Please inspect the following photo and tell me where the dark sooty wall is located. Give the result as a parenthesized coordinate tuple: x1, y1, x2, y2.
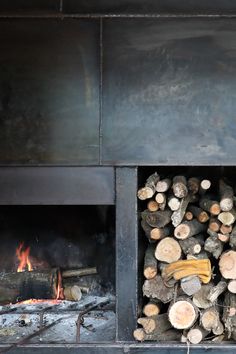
(0, 205, 115, 295)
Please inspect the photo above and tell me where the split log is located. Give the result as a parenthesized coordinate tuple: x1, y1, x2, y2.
(62, 267, 97, 278)
(219, 179, 234, 212)
(199, 196, 220, 216)
(201, 306, 223, 334)
(133, 328, 180, 342)
(0, 269, 58, 304)
(63, 285, 82, 301)
(187, 325, 209, 344)
(184, 211, 193, 221)
(155, 237, 182, 263)
(207, 280, 227, 303)
(187, 177, 200, 195)
(209, 218, 221, 232)
(137, 313, 171, 334)
(143, 275, 176, 303)
(228, 280, 236, 294)
(172, 176, 188, 198)
(147, 200, 159, 212)
(168, 297, 198, 329)
(218, 209, 236, 226)
(137, 172, 160, 200)
(179, 237, 202, 256)
(174, 219, 206, 240)
(143, 300, 161, 317)
(144, 244, 158, 280)
(180, 276, 202, 296)
(142, 209, 172, 228)
(156, 178, 172, 193)
(199, 179, 211, 195)
(171, 194, 192, 227)
(188, 205, 209, 223)
(168, 195, 181, 211)
(204, 234, 223, 259)
(193, 283, 214, 309)
(219, 251, 236, 279)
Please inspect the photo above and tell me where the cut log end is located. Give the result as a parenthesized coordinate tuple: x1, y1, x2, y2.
(228, 280, 236, 294)
(137, 187, 154, 200)
(168, 299, 198, 329)
(155, 237, 182, 263)
(143, 301, 161, 317)
(219, 251, 236, 279)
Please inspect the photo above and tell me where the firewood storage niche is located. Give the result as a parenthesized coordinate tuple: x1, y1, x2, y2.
(137, 166, 236, 344)
(0, 204, 115, 344)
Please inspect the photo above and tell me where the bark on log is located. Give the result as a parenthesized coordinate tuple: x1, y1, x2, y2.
(143, 300, 161, 317)
(223, 292, 236, 339)
(133, 328, 180, 342)
(142, 209, 172, 228)
(180, 276, 202, 296)
(199, 197, 221, 215)
(174, 219, 206, 240)
(147, 200, 159, 212)
(156, 178, 172, 193)
(141, 219, 156, 243)
(62, 267, 97, 278)
(218, 209, 236, 226)
(137, 172, 160, 200)
(187, 177, 200, 195)
(150, 226, 172, 241)
(193, 283, 214, 309)
(204, 234, 223, 259)
(218, 233, 230, 243)
(0, 269, 58, 304)
(187, 325, 209, 344)
(219, 251, 236, 279)
(220, 224, 232, 235)
(171, 195, 192, 227)
(172, 176, 188, 198)
(188, 205, 209, 223)
(219, 179, 234, 212)
(137, 313, 171, 334)
(144, 244, 158, 280)
(179, 237, 202, 256)
(168, 297, 198, 329)
(143, 275, 176, 303)
(207, 280, 227, 303)
(155, 237, 182, 263)
(229, 226, 236, 249)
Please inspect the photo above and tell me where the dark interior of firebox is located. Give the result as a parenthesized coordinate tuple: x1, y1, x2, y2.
(0, 205, 115, 302)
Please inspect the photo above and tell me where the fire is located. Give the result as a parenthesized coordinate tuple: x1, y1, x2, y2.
(16, 242, 33, 272)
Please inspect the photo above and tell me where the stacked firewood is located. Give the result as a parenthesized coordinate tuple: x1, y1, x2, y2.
(134, 172, 236, 343)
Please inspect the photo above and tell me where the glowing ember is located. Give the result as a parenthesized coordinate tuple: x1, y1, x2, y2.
(16, 242, 33, 272)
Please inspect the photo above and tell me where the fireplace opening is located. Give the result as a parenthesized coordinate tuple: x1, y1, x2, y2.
(0, 205, 115, 344)
(136, 166, 236, 343)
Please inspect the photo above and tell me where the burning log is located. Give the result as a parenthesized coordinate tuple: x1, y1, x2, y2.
(61, 267, 97, 278)
(0, 269, 58, 303)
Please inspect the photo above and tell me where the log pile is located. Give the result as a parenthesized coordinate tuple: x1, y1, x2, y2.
(134, 172, 236, 343)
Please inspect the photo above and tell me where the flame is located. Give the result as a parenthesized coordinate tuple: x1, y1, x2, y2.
(16, 242, 33, 272)
(56, 270, 64, 300)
